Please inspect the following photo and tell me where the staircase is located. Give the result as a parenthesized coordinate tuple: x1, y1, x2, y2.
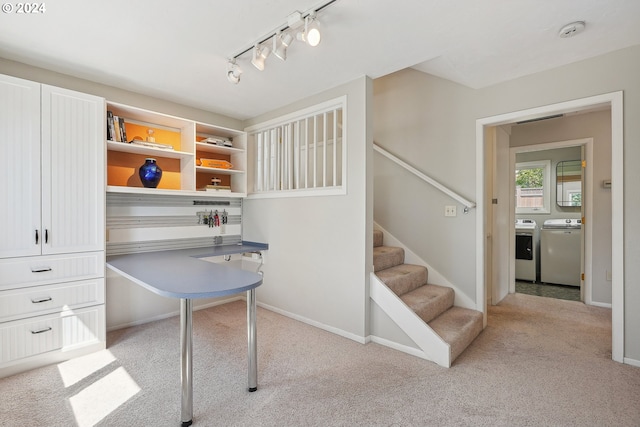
(372, 229, 483, 366)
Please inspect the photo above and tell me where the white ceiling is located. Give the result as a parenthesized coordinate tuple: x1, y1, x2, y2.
(1, 0, 639, 120)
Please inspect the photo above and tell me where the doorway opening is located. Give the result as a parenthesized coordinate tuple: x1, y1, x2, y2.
(475, 92, 624, 363)
(511, 140, 591, 303)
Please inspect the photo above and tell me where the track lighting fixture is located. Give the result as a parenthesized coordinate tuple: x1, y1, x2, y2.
(226, 59, 242, 84)
(225, 0, 336, 83)
(273, 32, 293, 61)
(251, 44, 270, 71)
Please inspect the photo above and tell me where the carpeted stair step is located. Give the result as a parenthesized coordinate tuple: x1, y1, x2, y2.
(373, 246, 404, 272)
(400, 284, 455, 323)
(428, 306, 483, 363)
(373, 229, 384, 248)
(375, 264, 428, 296)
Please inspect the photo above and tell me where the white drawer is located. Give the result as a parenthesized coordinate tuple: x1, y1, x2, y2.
(0, 305, 105, 365)
(0, 278, 105, 323)
(0, 251, 104, 290)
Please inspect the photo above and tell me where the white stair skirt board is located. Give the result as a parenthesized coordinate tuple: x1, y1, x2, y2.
(373, 222, 475, 310)
(370, 273, 451, 368)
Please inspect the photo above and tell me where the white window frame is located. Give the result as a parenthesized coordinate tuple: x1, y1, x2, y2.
(245, 96, 347, 198)
(515, 160, 551, 214)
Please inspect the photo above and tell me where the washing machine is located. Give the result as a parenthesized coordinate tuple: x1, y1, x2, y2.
(515, 219, 538, 282)
(540, 219, 582, 287)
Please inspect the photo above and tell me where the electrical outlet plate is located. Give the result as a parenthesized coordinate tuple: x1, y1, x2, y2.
(445, 205, 457, 217)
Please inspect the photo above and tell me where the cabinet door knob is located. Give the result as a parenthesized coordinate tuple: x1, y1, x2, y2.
(35, 229, 39, 244)
(45, 229, 49, 244)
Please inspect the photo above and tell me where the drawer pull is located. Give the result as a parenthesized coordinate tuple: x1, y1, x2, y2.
(31, 267, 52, 273)
(31, 296, 53, 304)
(31, 327, 52, 335)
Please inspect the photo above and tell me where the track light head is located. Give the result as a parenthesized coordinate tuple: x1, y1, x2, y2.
(306, 15, 321, 46)
(297, 13, 321, 46)
(273, 32, 293, 61)
(251, 44, 270, 71)
(226, 59, 242, 84)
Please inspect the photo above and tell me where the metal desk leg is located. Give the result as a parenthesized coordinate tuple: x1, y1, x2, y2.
(247, 288, 257, 392)
(180, 298, 193, 426)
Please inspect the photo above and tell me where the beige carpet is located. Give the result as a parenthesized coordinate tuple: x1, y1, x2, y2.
(1, 294, 639, 426)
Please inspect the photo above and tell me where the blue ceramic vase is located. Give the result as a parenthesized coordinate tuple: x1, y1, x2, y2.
(139, 158, 162, 188)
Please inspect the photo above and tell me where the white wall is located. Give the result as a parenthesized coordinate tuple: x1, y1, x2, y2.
(373, 69, 478, 301)
(241, 77, 373, 340)
(373, 44, 640, 361)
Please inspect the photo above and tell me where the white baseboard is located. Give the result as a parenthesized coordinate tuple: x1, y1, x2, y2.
(623, 357, 640, 368)
(589, 301, 612, 309)
(106, 296, 243, 332)
(257, 301, 368, 344)
(106, 296, 367, 348)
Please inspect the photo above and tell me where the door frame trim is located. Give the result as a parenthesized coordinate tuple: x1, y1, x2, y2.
(475, 91, 624, 363)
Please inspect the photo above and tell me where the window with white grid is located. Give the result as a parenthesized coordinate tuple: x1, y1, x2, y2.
(247, 97, 346, 197)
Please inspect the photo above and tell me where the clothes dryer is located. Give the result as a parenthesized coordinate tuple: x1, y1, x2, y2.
(515, 219, 538, 282)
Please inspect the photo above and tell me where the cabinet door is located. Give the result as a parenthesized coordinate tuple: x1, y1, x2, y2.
(41, 86, 105, 255)
(0, 75, 41, 259)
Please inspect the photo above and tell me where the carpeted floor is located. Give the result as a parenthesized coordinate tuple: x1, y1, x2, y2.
(1, 294, 639, 426)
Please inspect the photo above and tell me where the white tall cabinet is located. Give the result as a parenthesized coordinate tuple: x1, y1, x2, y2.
(0, 75, 40, 258)
(0, 74, 106, 378)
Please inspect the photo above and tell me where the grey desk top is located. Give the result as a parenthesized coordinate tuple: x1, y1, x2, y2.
(106, 242, 268, 299)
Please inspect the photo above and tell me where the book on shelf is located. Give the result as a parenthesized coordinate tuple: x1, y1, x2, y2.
(199, 185, 232, 192)
(113, 115, 122, 142)
(119, 117, 127, 143)
(201, 136, 232, 147)
(106, 112, 130, 143)
(199, 158, 233, 169)
(107, 111, 116, 141)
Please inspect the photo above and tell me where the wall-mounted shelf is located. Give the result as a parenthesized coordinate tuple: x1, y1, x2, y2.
(107, 141, 193, 161)
(195, 142, 245, 156)
(106, 102, 247, 196)
(195, 166, 245, 175)
(106, 185, 246, 198)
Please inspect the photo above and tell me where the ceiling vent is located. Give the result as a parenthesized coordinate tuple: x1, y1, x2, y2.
(516, 114, 564, 124)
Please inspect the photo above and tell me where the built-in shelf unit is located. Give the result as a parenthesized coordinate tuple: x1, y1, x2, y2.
(106, 102, 247, 197)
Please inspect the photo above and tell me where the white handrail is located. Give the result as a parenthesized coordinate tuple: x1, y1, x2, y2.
(373, 143, 476, 211)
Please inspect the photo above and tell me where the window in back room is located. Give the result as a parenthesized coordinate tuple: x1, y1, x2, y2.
(515, 160, 550, 214)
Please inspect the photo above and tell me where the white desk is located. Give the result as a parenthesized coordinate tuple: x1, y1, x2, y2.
(106, 242, 267, 426)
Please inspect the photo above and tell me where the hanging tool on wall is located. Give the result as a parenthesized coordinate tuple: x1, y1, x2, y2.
(220, 209, 228, 234)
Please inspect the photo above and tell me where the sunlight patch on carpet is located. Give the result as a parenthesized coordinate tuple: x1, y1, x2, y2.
(57, 350, 117, 387)
(69, 366, 140, 427)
